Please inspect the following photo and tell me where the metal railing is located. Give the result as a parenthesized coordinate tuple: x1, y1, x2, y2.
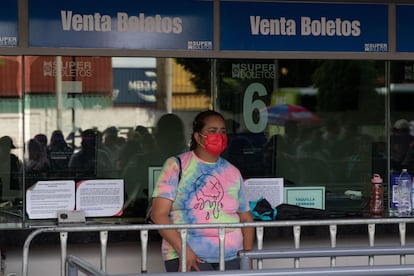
(238, 246, 414, 269)
(22, 217, 414, 276)
(66, 254, 414, 276)
(67, 255, 109, 276)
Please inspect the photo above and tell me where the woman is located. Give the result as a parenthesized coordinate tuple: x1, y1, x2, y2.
(150, 110, 254, 272)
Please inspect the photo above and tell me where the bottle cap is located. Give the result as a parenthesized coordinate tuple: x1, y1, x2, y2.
(372, 173, 383, 184)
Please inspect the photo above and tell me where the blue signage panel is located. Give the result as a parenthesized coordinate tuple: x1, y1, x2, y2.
(0, 1, 18, 46)
(396, 5, 414, 52)
(113, 68, 157, 106)
(220, 2, 388, 52)
(29, 0, 213, 50)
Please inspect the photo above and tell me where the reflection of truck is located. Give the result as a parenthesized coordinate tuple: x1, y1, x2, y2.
(0, 56, 114, 111)
(376, 83, 414, 112)
(271, 87, 317, 111)
(25, 56, 113, 95)
(112, 67, 157, 106)
(273, 84, 414, 113)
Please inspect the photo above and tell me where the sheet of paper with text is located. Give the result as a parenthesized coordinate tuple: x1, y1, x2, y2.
(244, 178, 284, 208)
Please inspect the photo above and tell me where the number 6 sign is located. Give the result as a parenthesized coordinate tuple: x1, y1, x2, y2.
(243, 82, 268, 133)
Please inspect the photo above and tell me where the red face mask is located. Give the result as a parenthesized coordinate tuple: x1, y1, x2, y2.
(200, 133, 228, 156)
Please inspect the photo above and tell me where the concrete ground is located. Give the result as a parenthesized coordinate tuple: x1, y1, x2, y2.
(3, 228, 414, 276)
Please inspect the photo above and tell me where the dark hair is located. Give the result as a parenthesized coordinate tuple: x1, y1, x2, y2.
(28, 138, 44, 160)
(34, 133, 47, 146)
(50, 130, 65, 145)
(81, 129, 98, 149)
(190, 110, 225, 150)
(155, 113, 186, 153)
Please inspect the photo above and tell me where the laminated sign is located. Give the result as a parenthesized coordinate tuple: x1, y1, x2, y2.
(244, 178, 284, 208)
(284, 186, 325, 209)
(26, 179, 124, 219)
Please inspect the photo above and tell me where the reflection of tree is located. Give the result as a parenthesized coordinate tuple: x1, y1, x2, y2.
(175, 59, 384, 116)
(217, 60, 274, 113)
(175, 58, 246, 112)
(277, 60, 322, 87)
(175, 58, 210, 94)
(218, 76, 244, 113)
(176, 59, 275, 113)
(312, 60, 381, 112)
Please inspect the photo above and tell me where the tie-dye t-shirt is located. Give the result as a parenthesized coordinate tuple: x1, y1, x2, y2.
(152, 151, 250, 263)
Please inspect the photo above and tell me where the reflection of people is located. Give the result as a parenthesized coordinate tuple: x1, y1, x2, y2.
(119, 124, 151, 164)
(404, 120, 414, 174)
(391, 119, 413, 173)
(150, 110, 254, 272)
(102, 126, 122, 161)
(34, 133, 48, 151)
(263, 121, 299, 182)
(296, 127, 326, 160)
(26, 139, 50, 188)
(154, 113, 188, 159)
(321, 119, 342, 159)
(222, 119, 267, 178)
(68, 129, 115, 180)
(122, 114, 188, 215)
(0, 136, 21, 199)
(47, 130, 73, 177)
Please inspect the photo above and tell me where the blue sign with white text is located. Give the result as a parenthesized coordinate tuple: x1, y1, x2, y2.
(396, 5, 414, 52)
(113, 68, 157, 106)
(0, 1, 18, 46)
(29, 0, 213, 50)
(220, 2, 388, 52)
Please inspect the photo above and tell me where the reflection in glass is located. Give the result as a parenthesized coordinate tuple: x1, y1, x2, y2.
(0, 56, 408, 224)
(22, 56, 212, 221)
(217, 59, 386, 215)
(0, 56, 23, 224)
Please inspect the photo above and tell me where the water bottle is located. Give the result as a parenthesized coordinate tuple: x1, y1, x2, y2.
(370, 173, 383, 217)
(397, 169, 412, 217)
(412, 173, 414, 214)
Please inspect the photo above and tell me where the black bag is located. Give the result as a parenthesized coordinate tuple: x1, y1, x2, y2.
(249, 198, 330, 221)
(250, 197, 277, 221)
(145, 156, 182, 224)
(275, 203, 330, 220)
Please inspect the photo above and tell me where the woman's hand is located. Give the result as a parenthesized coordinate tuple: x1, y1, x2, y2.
(151, 198, 204, 271)
(179, 246, 203, 272)
(238, 211, 255, 251)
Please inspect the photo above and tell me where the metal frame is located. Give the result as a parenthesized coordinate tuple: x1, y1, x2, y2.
(7, 2, 414, 274)
(5, 0, 414, 61)
(66, 254, 414, 276)
(238, 246, 414, 269)
(22, 217, 414, 276)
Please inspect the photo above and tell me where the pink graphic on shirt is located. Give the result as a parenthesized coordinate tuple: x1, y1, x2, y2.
(193, 174, 224, 220)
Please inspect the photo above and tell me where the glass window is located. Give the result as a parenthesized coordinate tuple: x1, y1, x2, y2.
(0, 56, 23, 225)
(216, 59, 386, 215)
(390, 61, 414, 174)
(22, 56, 212, 222)
(0, 56, 408, 225)
(389, 61, 414, 215)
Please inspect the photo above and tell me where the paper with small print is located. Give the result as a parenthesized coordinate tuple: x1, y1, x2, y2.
(26, 180, 75, 219)
(244, 178, 284, 208)
(76, 179, 124, 217)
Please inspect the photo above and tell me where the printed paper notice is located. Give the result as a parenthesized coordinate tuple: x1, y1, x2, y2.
(76, 179, 124, 217)
(26, 180, 75, 219)
(244, 178, 284, 208)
